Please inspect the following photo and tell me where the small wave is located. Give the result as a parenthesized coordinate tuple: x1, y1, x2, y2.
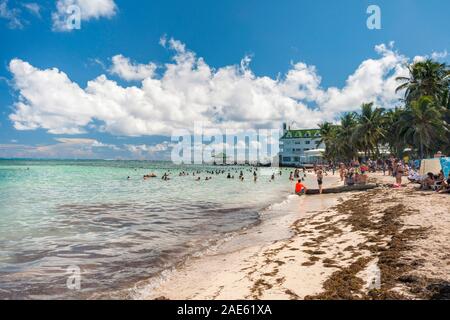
(128, 191, 302, 300)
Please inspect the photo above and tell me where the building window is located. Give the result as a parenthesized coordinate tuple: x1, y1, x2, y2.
(283, 157, 292, 162)
(293, 157, 300, 162)
(305, 140, 311, 145)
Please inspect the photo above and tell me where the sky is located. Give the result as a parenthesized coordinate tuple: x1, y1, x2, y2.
(0, 0, 449, 159)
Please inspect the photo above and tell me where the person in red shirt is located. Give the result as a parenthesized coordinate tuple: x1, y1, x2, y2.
(295, 180, 307, 195)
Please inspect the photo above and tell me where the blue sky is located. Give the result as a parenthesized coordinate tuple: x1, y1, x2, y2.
(0, 0, 449, 159)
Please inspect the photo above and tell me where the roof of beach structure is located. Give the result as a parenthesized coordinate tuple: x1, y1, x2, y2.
(280, 129, 321, 140)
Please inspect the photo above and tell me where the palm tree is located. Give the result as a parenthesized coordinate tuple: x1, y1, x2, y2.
(396, 60, 449, 105)
(397, 96, 445, 158)
(336, 112, 358, 160)
(351, 103, 386, 158)
(383, 107, 406, 158)
(441, 89, 450, 155)
(317, 122, 339, 161)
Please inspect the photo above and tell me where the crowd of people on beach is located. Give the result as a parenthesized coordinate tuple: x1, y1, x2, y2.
(337, 161, 370, 186)
(332, 155, 450, 194)
(134, 152, 450, 197)
(413, 169, 450, 193)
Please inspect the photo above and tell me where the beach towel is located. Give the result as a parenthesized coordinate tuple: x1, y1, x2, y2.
(440, 157, 450, 177)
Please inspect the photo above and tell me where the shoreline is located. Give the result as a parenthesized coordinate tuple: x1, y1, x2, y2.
(137, 174, 345, 300)
(139, 173, 449, 300)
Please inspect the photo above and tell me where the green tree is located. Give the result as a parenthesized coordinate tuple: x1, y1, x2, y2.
(397, 96, 445, 158)
(383, 107, 406, 158)
(317, 122, 339, 162)
(351, 103, 386, 158)
(336, 112, 358, 160)
(396, 60, 449, 105)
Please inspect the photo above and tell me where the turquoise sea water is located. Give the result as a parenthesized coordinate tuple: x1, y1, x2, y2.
(0, 160, 301, 299)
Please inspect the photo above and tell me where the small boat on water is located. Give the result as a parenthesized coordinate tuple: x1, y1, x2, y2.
(305, 183, 378, 195)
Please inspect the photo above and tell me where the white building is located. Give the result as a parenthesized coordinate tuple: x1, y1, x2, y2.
(279, 124, 325, 167)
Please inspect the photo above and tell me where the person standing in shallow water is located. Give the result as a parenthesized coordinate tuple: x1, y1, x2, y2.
(316, 168, 324, 194)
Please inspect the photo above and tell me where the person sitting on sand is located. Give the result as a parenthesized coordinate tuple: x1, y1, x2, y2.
(437, 170, 445, 184)
(360, 164, 369, 174)
(295, 180, 307, 195)
(421, 172, 435, 190)
(359, 172, 368, 185)
(438, 173, 450, 194)
(345, 171, 355, 186)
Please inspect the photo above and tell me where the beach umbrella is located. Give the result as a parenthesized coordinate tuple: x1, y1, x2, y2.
(419, 158, 442, 176)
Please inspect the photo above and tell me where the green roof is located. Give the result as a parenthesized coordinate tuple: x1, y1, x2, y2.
(281, 129, 321, 139)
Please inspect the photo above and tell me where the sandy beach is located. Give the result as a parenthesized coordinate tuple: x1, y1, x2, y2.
(141, 172, 449, 300)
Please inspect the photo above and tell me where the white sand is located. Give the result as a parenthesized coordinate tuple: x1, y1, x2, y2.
(138, 172, 449, 300)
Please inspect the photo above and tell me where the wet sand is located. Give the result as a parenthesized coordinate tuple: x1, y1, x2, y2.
(140, 172, 449, 300)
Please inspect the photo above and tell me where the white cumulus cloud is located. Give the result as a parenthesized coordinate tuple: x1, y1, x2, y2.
(8, 38, 411, 137)
(0, 138, 119, 158)
(52, 0, 117, 31)
(109, 55, 157, 81)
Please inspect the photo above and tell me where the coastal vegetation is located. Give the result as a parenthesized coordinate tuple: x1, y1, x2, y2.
(318, 59, 450, 161)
